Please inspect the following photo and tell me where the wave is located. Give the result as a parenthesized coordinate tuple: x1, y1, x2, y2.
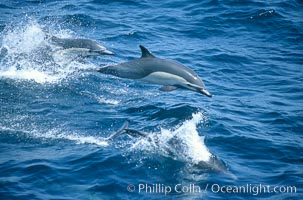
(1, 111, 225, 173)
(0, 126, 109, 147)
(122, 112, 227, 173)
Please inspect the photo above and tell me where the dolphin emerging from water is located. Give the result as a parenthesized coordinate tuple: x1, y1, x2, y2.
(49, 35, 114, 56)
(106, 121, 227, 173)
(97, 45, 212, 97)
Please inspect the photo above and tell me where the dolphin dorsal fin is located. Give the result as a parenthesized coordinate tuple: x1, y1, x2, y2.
(139, 45, 155, 58)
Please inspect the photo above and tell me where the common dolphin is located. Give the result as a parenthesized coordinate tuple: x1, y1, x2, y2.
(49, 35, 114, 56)
(97, 45, 212, 97)
(106, 121, 228, 173)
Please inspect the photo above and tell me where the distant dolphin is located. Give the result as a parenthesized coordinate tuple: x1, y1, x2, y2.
(106, 121, 227, 173)
(97, 45, 212, 97)
(49, 35, 114, 56)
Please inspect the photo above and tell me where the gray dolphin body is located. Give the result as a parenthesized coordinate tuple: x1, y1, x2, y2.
(97, 45, 212, 97)
(50, 36, 114, 56)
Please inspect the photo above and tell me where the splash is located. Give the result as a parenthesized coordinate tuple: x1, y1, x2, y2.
(0, 126, 109, 147)
(0, 20, 95, 84)
(37, 129, 109, 147)
(96, 96, 120, 105)
(1, 21, 46, 54)
(0, 68, 60, 83)
(129, 112, 213, 166)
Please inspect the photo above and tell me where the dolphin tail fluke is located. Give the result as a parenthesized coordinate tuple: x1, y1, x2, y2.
(106, 121, 147, 141)
(106, 121, 129, 140)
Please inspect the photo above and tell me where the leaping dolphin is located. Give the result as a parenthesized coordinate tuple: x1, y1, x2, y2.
(97, 45, 212, 97)
(49, 35, 114, 56)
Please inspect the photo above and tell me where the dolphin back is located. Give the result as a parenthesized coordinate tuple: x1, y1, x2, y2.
(50, 36, 101, 50)
(98, 59, 151, 79)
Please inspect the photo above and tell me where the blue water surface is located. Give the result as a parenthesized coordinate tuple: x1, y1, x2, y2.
(0, 0, 302, 199)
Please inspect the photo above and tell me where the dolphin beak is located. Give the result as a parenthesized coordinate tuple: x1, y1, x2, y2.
(185, 83, 213, 97)
(92, 49, 114, 55)
(101, 49, 114, 55)
(200, 89, 212, 97)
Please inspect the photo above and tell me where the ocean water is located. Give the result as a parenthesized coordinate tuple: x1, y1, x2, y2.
(0, 0, 302, 199)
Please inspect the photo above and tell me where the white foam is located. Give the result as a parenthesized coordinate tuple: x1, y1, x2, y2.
(0, 67, 60, 83)
(0, 126, 108, 147)
(172, 112, 211, 163)
(41, 130, 109, 146)
(0, 20, 96, 84)
(2, 22, 46, 54)
(96, 96, 120, 105)
(129, 112, 212, 165)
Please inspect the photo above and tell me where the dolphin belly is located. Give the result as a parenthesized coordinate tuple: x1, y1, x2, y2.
(140, 71, 188, 86)
(56, 48, 91, 55)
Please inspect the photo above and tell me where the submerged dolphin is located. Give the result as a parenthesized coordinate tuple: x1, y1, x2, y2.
(49, 35, 114, 56)
(97, 45, 212, 97)
(106, 121, 227, 173)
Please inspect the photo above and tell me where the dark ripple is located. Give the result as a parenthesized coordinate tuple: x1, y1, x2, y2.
(61, 4, 78, 11)
(22, 162, 57, 176)
(123, 103, 201, 125)
(0, 3, 17, 9)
